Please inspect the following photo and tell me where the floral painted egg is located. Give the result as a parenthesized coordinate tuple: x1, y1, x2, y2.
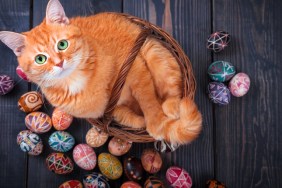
(73, 144, 96, 170)
(166, 166, 192, 188)
(108, 137, 132, 156)
(124, 156, 144, 182)
(208, 61, 235, 82)
(83, 172, 110, 188)
(206, 31, 230, 52)
(206, 179, 226, 188)
(141, 148, 162, 173)
(86, 127, 108, 147)
(17, 130, 43, 155)
(229, 72, 250, 97)
(0, 74, 14, 95)
(46, 152, 74, 174)
(25, 112, 52, 133)
(144, 176, 165, 188)
(121, 181, 142, 188)
(154, 140, 179, 153)
(16, 66, 29, 81)
(208, 82, 231, 105)
(18, 91, 44, 113)
(48, 131, 75, 152)
(98, 153, 123, 180)
(59, 180, 83, 188)
(52, 107, 73, 130)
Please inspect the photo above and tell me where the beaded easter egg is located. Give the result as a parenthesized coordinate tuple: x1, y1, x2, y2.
(124, 156, 144, 182)
(166, 166, 192, 188)
(73, 144, 97, 170)
(59, 180, 83, 188)
(52, 107, 73, 130)
(206, 31, 230, 52)
(86, 127, 108, 147)
(18, 91, 44, 113)
(108, 137, 132, 156)
(0, 74, 14, 95)
(121, 181, 142, 188)
(229, 72, 250, 97)
(46, 152, 74, 174)
(206, 179, 226, 188)
(98, 153, 123, 180)
(208, 82, 231, 105)
(141, 148, 162, 173)
(48, 131, 75, 152)
(17, 130, 43, 155)
(16, 66, 29, 81)
(25, 112, 52, 133)
(208, 61, 236, 82)
(144, 176, 165, 188)
(83, 172, 110, 188)
(154, 140, 179, 153)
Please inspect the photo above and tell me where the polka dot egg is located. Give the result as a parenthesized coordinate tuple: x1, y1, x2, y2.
(0, 74, 14, 95)
(25, 112, 52, 133)
(229, 72, 250, 97)
(73, 144, 97, 170)
(208, 82, 231, 105)
(17, 130, 43, 155)
(52, 107, 73, 131)
(83, 173, 110, 188)
(208, 61, 236, 82)
(166, 166, 192, 188)
(48, 131, 75, 152)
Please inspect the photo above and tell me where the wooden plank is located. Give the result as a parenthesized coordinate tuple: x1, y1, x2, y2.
(213, 0, 282, 187)
(28, 1, 122, 188)
(124, 0, 214, 187)
(0, 0, 30, 187)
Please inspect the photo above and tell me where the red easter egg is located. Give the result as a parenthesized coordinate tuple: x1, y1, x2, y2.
(59, 180, 83, 188)
(121, 181, 142, 188)
(166, 166, 192, 188)
(46, 153, 74, 174)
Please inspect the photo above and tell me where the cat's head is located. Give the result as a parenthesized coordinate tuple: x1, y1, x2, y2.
(0, 0, 86, 89)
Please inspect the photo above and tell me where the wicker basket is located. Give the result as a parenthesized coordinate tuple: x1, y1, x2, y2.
(87, 13, 196, 143)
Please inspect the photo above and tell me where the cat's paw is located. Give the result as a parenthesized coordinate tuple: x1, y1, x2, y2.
(162, 97, 180, 119)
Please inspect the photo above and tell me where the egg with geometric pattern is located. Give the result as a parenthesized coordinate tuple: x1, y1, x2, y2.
(0, 74, 14, 95)
(52, 107, 73, 131)
(206, 31, 230, 53)
(46, 152, 74, 174)
(207, 82, 231, 105)
(166, 166, 192, 188)
(83, 172, 110, 188)
(121, 181, 142, 188)
(73, 144, 97, 170)
(17, 130, 43, 156)
(98, 153, 123, 180)
(59, 180, 83, 188)
(25, 112, 52, 133)
(48, 131, 75, 152)
(208, 61, 235, 82)
(144, 176, 165, 188)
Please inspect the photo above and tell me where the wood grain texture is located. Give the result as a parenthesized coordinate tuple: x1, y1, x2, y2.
(124, 0, 214, 187)
(213, 0, 282, 187)
(0, 1, 30, 187)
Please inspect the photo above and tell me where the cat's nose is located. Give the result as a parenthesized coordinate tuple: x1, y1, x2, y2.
(55, 60, 64, 68)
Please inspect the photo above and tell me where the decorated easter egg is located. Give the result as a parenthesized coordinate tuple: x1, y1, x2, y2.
(144, 176, 165, 188)
(166, 166, 192, 188)
(206, 31, 230, 52)
(141, 148, 162, 173)
(48, 131, 75, 152)
(83, 172, 110, 188)
(86, 127, 108, 147)
(108, 137, 132, 156)
(208, 82, 231, 105)
(46, 152, 74, 174)
(17, 130, 43, 155)
(206, 179, 226, 188)
(25, 112, 52, 133)
(154, 140, 179, 153)
(18, 91, 44, 113)
(229, 72, 250, 97)
(59, 180, 83, 188)
(124, 156, 144, 182)
(121, 181, 142, 188)
(16, 66, 29, 81)
(208, 61, 235, 82)
(52, 107, 73, 130)
(73, 144, 97, 170)
(0, 74, 14, 95)
(98, 153, 123, 180)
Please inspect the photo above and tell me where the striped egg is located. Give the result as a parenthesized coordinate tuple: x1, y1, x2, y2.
(48, 131, 75, 152)
(25, 112, 52, 133)
(73, 144, 97, 170)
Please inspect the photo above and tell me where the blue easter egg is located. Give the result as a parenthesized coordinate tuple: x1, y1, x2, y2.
(17, 130, 43, 155)
(83, 172, 110, 188)
(208, 61, 235, 82)
(48, 131, 75, 152)
(208, 82, 231, 105)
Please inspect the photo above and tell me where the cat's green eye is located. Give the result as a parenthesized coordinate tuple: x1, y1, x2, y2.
(35, 54, 47, 64)
(57, 40, 69, 50)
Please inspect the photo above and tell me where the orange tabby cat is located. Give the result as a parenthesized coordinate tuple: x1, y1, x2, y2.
(0, 0, 202, 144)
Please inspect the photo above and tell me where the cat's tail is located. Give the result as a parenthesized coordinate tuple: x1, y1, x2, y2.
(163, 97, 202, 145)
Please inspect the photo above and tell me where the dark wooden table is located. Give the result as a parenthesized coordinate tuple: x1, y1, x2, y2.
(0, 0, 281, 187)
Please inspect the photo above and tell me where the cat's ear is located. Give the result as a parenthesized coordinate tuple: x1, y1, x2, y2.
(46, 0, 69, 25)
(0, 31, 26, 56)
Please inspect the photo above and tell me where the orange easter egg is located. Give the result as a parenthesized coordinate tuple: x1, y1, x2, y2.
(52, 108, 73, 130)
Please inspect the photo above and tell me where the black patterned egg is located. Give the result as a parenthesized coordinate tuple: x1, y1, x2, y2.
(144, 176, 165, 188)
(0, 74, 14, 95)
(17, 130, 43, 155)
(83, 172, 110, 188)
(206, 179, 226, 188)
(207, 82, 231, 105)
(124, 156, 144, 182)
(206, 31, 230, 52)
